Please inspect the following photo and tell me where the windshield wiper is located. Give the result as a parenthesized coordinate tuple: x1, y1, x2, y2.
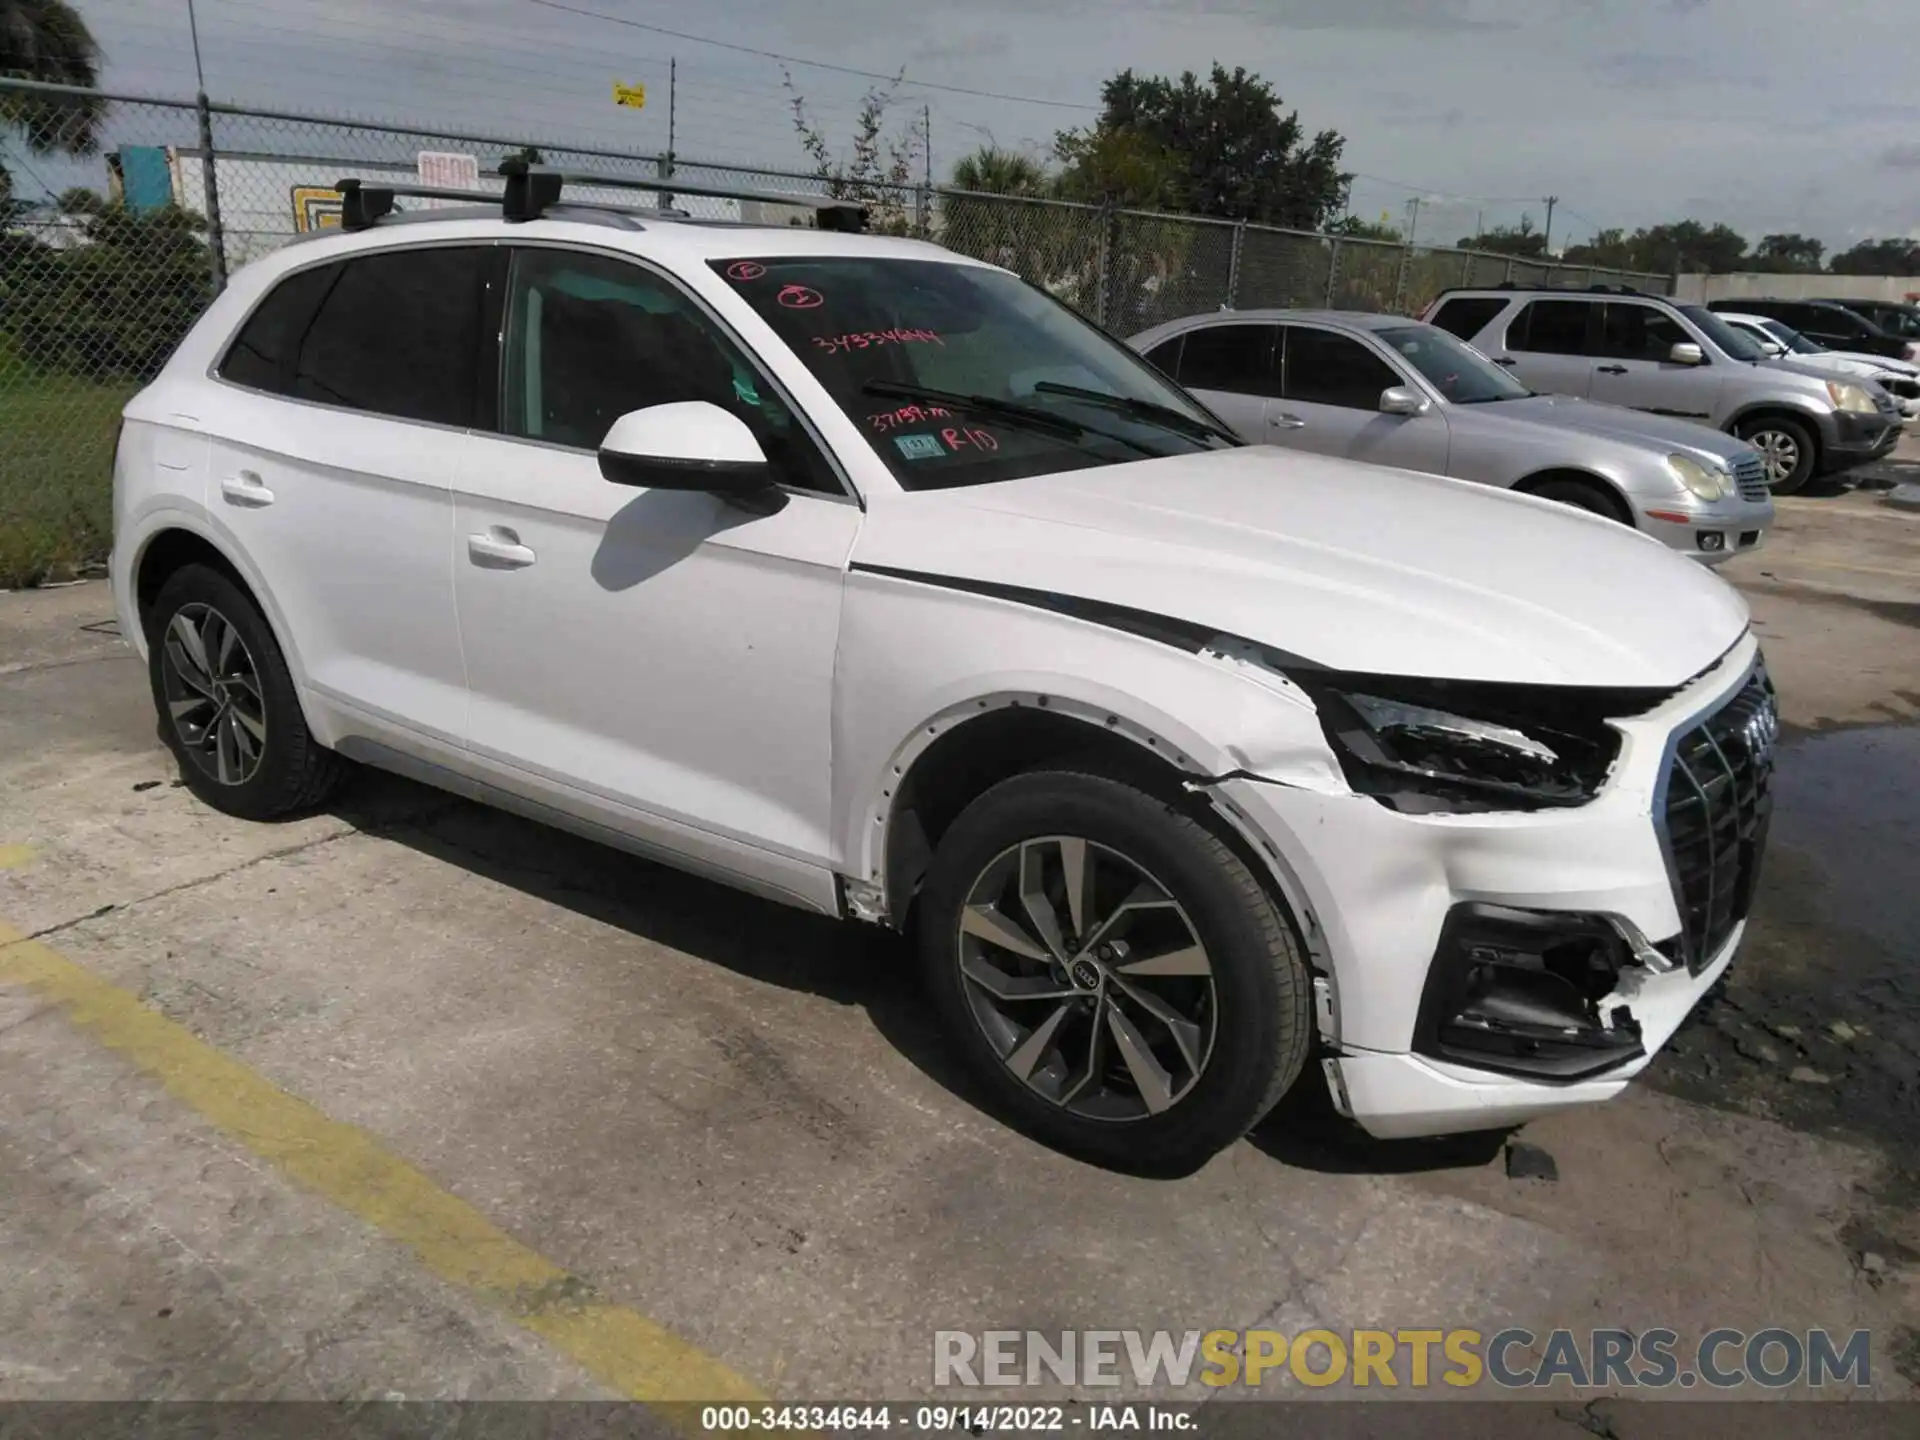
(861, 381, 1158, 456)
(1030, 381, 1239, 445)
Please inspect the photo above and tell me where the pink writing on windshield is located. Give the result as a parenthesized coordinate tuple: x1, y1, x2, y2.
(941, 425, 999, 452)
(777, 284, 824, 309)
(811, 329, 944, 355)
(725, 260, 767, 282)
(868, 404, 953, 432)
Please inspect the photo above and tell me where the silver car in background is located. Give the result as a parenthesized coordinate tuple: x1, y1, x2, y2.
(1129, 309, 1775, 565)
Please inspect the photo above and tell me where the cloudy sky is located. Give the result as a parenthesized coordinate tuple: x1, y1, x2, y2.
(41, 0, 1920, 252)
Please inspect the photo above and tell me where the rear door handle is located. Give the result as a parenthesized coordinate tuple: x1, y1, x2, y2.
(467, 528, 536, 569)
(1491, 357, 1517, 368)
(1270, 413, 1307, 430)
(1597, 364, 1629, 375)
(220, 470, 274, 506)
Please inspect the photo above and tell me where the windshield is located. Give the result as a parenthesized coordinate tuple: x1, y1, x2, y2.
(1758, 319, 1823, 355)
(711, 257, 1235, 491)
(1679, 305, 1765, 361)
(1375, 324, 1530, 404)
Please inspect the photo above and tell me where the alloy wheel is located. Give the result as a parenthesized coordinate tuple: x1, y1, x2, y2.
(956, 836, 1217, 1121)
(1749, 429, 1801, 489)
(160, 602, 268, 786)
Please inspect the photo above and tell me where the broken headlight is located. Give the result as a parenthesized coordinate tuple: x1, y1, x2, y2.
(1295, 672, 1663, 814)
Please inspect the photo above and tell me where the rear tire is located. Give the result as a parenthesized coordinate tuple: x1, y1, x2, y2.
(1733, 415, 1816, 494)
(917, 767, 1311, 1174)
(147, 564, 346, 820)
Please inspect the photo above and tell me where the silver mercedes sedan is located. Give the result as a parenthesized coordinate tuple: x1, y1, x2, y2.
(1128, 309, 1775, 565)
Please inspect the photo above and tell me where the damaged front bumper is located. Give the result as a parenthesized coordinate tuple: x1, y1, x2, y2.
(1211, 633, 1766, 1141)
(1326, 920, 1740, 1140)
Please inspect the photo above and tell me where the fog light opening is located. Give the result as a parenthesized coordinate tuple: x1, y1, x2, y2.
(1415, 904, 1648, 1081)
(1697, 531, 1727, 553)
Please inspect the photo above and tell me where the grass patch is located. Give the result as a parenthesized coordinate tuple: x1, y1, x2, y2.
(0, 333, 138, 587)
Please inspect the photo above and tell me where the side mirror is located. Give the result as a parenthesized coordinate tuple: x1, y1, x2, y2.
(598, 401, 774, 499)
(1668, 342, 1706, 366)
(1379, 386, 1428, 416)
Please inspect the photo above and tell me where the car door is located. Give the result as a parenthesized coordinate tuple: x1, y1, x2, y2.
(1490, 298, 1598, 397)
(206, 245, 482, 746)
(452, 244, 860, 889)
(1586, 300, 1723, 423)
(1148, 322, 1277, 440)
(1273, 323, 1447, 472)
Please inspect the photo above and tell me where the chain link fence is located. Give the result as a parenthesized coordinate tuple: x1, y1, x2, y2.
(0, 76, 1669, 585)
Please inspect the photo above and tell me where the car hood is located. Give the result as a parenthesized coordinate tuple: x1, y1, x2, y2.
(1822, 350, 1920, 378)
(855, 447, 1749, 688)
(1475, 394, 1749, 460)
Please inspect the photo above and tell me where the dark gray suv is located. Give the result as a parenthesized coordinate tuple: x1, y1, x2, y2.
(1425, 286, 1902, 492)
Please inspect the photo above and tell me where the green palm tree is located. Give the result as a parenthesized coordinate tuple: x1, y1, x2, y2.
(949, 145, 1047, 196)
(2, 0, 105, 153)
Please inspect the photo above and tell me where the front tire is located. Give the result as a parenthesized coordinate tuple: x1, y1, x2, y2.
(147, 564, 346, 820)
(1734, 415, 1816, 494)
(917, 768, 1311, 1173)
(1528, 476, 1630, 524)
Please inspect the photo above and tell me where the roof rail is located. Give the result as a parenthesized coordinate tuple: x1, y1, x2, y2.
(332, 160, 869, 234)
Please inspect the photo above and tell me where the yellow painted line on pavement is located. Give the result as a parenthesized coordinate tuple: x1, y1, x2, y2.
(0, 844, 36, 870)
(0, 919, 761, 1411)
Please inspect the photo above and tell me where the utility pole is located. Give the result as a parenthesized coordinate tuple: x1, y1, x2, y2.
(667, 58, 676, 176)
(185, 0, 226, 291)
(1403, 196, 1421, 246)
(1542, 194, 1559, 254)
(1473, 209, 1482, 244)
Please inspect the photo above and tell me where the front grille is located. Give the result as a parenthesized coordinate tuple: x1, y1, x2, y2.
(1730, 452, 1770, 502)
(1658, 663, 1777, 972)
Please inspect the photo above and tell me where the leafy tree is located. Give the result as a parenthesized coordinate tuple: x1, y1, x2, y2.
(1749, 232, 1824, 272)
(783, 68, 925, 235)
(503, 144, 546, 167)
(1, 201, 213, 380)
(1, 0, 104, 210)
(1052, 65, 1350, 229)
(1827, 237, 1920, 275)
(2, 0, 102, 149)
(948, 144, 1047, 196)
(1459, 215, 1547, 258)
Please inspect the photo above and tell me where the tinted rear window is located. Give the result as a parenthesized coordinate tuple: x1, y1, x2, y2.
(1427, 296, 1507, 342)
(1509, 299, 1592, 355)
(219, 264, 340, 393)
(290, 247, 488, 427)
(1175, 324, 1277, 395)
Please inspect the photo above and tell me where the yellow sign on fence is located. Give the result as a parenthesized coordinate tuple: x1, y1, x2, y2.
(612, 81, 647, 110)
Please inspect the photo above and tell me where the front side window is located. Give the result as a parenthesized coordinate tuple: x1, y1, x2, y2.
(1758, 319, 1822, 354)
(292, 247, 488, 427)
(1508, 299, 1592, 356)
(501, 248, 838, 493)
(1281, 327, 1401, 409)
(1376, 325, 1531, 403)
(711, 256, 1235, 492)
(1596, 302, 1690, 362)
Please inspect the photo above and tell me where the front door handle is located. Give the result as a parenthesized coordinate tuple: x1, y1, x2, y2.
(220, 470, 275, 506)
(1492, 357, 1517, 367)
(1596, 364, 1629, 375)
(467, 528, 536, 569)
(1270, 413, 1307, 430)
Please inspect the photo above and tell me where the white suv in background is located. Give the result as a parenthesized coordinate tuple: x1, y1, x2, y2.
(112, 172, 1776, 1171)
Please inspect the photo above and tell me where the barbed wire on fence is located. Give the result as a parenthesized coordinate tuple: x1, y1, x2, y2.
(0, 75, 1670, 585)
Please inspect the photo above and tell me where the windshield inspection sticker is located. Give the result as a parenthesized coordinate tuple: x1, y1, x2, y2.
(894, 433, 947, 460)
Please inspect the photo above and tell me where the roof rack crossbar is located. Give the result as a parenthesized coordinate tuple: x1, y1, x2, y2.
(333, 176, 500, 231)
(330, 163, 870, 233)
(496, 159, 867, 231)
